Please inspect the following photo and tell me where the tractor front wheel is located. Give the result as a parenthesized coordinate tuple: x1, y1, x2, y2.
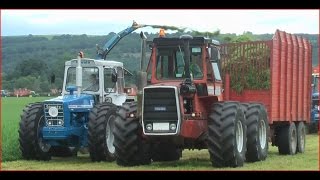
(113, 102, 151, 166)
(19, 103, 51, 160)
(207, 101, 247, 167)
(88, 103, 117, 162)
(245, 103, 269, 162)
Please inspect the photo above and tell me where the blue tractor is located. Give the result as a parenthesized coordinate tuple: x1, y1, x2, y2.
(18, 21, 145, 161)
(310, 70, 319, 133)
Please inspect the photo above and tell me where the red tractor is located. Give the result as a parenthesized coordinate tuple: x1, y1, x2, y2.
(113, 30, 312, 167)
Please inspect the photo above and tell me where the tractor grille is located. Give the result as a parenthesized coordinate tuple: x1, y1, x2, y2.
(44, 103, 64, 127)
(142, 86, 180, 135)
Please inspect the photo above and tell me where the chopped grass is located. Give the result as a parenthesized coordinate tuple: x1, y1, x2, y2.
(1, 97, 53, 161)
(1, 97, 319, 171)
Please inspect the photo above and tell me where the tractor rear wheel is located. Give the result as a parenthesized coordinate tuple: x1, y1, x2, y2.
(18, 103, 51, 160)
(113, 102, 151, 166)
(88, 103, 117, 162)
(278, 122, 297, 155)
(245, 103, 269, 162)
(296, 122, 306, 153)
(151, 143, 182, 162)
(208, 101, 247, 167)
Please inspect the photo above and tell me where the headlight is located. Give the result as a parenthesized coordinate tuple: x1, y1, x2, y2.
(48, 107, 58, 117)
(146, 124, 153, 131)
(169, 123, 177, 130)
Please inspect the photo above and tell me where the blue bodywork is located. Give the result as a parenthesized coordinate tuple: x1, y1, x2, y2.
(97, 21, 145, 60)
(42, 93, 95, 148)
(311, 92, 319, 125)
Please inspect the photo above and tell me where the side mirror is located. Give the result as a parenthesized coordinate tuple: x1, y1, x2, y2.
(111, 69, 117, 83)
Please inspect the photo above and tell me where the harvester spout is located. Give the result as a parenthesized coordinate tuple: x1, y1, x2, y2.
(132, 20, 146, 29)
(99, 20, 146, 60)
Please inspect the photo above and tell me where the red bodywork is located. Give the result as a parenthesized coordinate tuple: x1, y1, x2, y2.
(221, 30, 312, 124)
(147, 43, 223, 139)
(145, 30, 311, 140)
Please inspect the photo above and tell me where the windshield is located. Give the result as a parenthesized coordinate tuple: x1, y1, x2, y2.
(66, 67, 99, 92)
(104, 68, 116, 93)
(155, 46, 203, 80)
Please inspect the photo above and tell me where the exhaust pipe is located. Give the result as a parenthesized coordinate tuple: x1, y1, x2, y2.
(137, 31, 148, 118)
(76, 52, 83, 97)
(180, 34, 193, 81)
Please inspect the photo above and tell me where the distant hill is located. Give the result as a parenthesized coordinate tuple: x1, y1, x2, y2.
(1, 32, 318, 92)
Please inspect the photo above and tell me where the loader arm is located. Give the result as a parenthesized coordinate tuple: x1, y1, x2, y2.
(97, 21, 146, 60)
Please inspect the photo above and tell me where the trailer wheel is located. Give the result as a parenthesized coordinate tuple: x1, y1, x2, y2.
(88, 103, 117, 162)
(18, 103, 51, 160)
(113, 102, 151, 166)
(296, 122, 306, 153)
(245, 103, 269, 162)
(208, 101, 247, 167)
(278, 122, 297, 155)
(151, 143, 182, 162)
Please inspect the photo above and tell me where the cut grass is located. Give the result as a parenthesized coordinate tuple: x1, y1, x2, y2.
(1, 97, 53, 161)
(1, 97, 319, 170)
(2, 134, 318, 171)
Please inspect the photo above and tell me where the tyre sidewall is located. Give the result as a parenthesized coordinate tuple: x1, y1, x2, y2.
(257, 107, 269, 159)
(25, 103, 51, 160)
(104, 109, 117, 159)
(234, 107, 247, 165)
(288, 123, 298, 154)
(297, 122, 306, 153)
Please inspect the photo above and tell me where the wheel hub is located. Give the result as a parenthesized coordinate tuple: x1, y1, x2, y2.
(259, 119, 267, 149)
(106, 115, 115, 154)
(236, 120, 244, 152)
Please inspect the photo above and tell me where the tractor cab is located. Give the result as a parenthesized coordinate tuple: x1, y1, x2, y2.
(145, 36, 223, 102)
(62, 58, 128, 106)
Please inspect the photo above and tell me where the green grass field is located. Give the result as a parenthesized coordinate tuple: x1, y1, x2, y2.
(1, 97, 319, 171)
(1, 97, 53, 161)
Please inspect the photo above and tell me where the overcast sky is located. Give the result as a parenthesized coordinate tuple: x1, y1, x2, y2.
(1, 10, 319, 36)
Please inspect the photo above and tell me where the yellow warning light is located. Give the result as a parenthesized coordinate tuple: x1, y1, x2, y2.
(159, 28, 165, 37)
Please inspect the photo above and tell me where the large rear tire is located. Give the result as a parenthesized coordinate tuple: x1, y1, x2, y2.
(113, 102, 151, 166)
(278, 122, 297, 155)
(296, 122, 306, 153)
(88, 103, 117, 162)
(18, 103, 51, 160)
(208, 101, 247, 167)
(245, 103, 269, 162)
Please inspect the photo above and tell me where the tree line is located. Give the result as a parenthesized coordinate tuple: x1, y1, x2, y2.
(2, 32, 318, 93)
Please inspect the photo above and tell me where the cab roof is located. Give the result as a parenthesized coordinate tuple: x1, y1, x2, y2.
(153, 36, 220, 47)
(65, 58, 123, 67)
